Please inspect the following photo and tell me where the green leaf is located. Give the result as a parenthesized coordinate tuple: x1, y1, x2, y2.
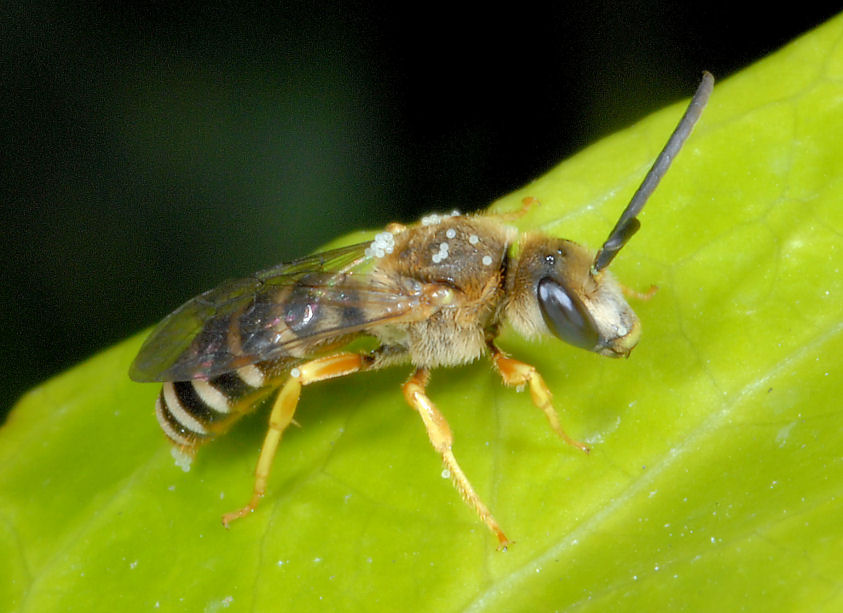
(3, 16, 843, 613)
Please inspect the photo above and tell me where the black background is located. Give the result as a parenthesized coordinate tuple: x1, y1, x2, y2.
(2, 3, 840, 419)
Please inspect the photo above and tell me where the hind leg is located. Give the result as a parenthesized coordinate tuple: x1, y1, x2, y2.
(222, 352, 370, 526)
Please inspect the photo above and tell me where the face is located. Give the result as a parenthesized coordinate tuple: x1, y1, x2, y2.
(506, 236, 641, 358)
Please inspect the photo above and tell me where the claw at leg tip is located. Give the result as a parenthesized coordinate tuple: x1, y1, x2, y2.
(497, 538, 514, 552)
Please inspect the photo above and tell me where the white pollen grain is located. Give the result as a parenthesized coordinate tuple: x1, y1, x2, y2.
(422, 211, 458, 226)
(432, 253, 442, 263)
(469, 234, 479, 245)
(482, 255, 493, 266)
(446, 228, 456, 239)
(290, 367, 301, 378)
(171, 447, 193, 472)
(367, 231, 394, 259)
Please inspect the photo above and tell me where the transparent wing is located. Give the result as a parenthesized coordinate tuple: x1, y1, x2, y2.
(130, 242, 422, 382)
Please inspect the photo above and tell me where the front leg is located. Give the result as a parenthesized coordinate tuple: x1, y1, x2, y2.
(490, 344, 590, 454)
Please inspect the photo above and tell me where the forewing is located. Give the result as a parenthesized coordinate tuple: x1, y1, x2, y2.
(129, 242, 418, 382)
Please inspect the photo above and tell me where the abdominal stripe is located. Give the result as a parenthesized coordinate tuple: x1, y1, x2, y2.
(173, 381, 229, 424)
(209, 371, 254, 397)
(155, 391, 206, 447)
(157, 369, 263, 447)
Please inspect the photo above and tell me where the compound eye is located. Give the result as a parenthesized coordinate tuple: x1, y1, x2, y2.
(537, 277, 600, 351)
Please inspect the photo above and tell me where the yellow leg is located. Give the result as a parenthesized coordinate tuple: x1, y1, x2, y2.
(489, 196, 539, 222)
(403, 368, 511, 550)
(491, 348, 590, 454)
(621, 283, 658, 301)
(222, 352, 368, 527)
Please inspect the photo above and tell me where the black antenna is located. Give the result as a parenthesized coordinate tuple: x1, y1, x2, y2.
(593, 71, 714, 273)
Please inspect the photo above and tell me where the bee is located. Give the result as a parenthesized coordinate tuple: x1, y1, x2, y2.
(130, 72, 713, 549)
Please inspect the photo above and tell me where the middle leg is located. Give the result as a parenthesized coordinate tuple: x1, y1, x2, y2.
(402, 368, 511, 549)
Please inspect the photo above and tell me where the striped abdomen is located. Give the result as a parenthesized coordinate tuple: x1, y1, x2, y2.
(155, 363, 282, 448)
